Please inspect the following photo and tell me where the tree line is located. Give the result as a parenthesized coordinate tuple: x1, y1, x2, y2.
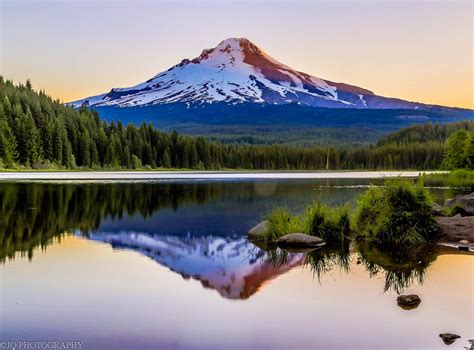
(0, 77, 472, 170)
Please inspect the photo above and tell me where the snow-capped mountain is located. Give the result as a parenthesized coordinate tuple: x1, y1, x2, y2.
(70, 38, 430, 110)
(88, 232, 305, 300)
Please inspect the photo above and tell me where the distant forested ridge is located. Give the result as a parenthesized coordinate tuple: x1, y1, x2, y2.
(0, 77, 472, 170)
(377, 122, 474, 146)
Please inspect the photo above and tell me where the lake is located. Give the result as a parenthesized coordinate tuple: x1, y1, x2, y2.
(0, 176, 473, 349)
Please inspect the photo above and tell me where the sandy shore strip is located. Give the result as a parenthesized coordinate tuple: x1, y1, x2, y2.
(0, 171, 444, 181)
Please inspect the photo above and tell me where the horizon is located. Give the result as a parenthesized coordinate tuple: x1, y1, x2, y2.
(1, 0, 473, 109)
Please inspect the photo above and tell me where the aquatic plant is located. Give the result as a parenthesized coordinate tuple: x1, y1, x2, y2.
(305, 203, 350, 243)
(266, 203, 350, 242)
(352, 179, 439, 247)
(266, 208, 305, 241)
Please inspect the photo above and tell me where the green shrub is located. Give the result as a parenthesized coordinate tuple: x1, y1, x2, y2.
(352, 180, 439, 247)
(305, 203, 350, 243)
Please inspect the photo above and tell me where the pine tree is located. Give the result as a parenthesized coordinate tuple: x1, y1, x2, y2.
(122, 145, 131, 168)
(189, 142, 198, 169)
(52, 122, 63, 165)
(14, 108, 40, 166)
(162, 148, 171, 168)
(0, 105, 17, 167)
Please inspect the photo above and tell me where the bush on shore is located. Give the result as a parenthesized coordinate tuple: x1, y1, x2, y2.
(352, 180, 439, 246)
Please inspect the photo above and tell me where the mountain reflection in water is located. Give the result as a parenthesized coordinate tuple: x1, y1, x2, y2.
(89, 233, 304, 299)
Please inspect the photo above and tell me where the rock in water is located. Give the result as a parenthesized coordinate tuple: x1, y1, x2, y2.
(247, 221, 270, 240)
(435, 215, 474, 249)
(445, 193, 474, 216)
(276, 233, 325, 248)
(439, 333, 461, 345)
(396, 294, 421, 310)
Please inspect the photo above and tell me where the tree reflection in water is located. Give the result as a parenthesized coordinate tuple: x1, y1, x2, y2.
(355, 242, 438, 294)
(259, 240, 440, 295)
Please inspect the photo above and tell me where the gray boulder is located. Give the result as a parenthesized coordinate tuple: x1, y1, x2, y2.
(397, 294, 421, 310)
(445, 193, 474, 216)
(276, 233, 325, 248)
(247, 221, 270, 240)
(439, 333, 461, 345)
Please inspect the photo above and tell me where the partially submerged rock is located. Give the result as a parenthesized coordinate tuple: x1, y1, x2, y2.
(445, 193, 474, 216)
(276, 233, 325, 248)
(439, 333, 461, 345)
(247, 221, 270, 240)
(396, 294, 421, 310)
(435, 215, 474, 250)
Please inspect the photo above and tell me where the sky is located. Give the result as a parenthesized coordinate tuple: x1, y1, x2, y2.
(1, 0, 473, 108)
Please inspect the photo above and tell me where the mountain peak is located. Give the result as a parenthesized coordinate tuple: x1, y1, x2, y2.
(217, 37, 254, 48)
(69, 38, 426, 110)
(216, 38, 260, 51)
(195, 37, 261, 62)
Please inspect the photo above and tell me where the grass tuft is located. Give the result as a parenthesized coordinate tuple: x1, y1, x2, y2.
(352, 179, 439, 247)
(266, 208, 304, 241)
(305, 203, 350, 243)
(266, 203, 350, 243)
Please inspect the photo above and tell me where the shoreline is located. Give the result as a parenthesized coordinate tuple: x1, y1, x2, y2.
(0, 170, 444, 181)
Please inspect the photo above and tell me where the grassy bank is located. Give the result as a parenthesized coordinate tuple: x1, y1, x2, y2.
(423, 169, 474, 184)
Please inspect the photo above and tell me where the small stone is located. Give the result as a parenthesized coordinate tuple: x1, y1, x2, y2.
(459, 239, 469, 244)
(396, 294, 421, 310)
(439, 333, 461, 345)
(276, 233, 325, 248)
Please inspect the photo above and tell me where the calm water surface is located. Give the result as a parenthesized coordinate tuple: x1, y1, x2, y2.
(0, 179, 473, 349)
